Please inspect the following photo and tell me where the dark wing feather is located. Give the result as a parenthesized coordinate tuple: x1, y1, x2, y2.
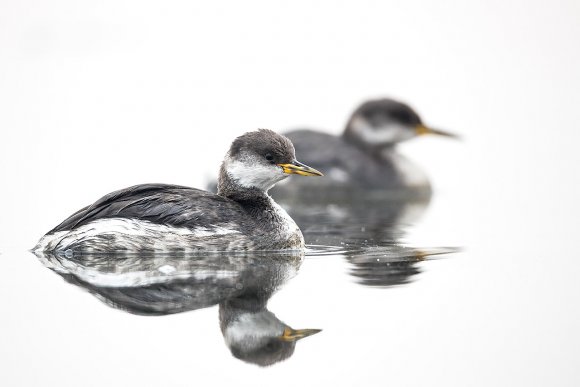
(49, 184, 246, 233)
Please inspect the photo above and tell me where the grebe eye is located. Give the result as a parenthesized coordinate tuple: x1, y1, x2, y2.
(265, 154, 274, 162)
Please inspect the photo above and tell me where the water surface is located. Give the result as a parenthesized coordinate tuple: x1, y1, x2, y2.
(1, 190, 578, 387)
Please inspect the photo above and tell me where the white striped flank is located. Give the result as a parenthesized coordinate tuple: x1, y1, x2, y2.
(34, 218, 242, 253)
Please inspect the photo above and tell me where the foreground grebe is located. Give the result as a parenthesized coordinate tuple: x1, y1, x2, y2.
(277, 98, 457, 194)
(35, 129, 323, 253)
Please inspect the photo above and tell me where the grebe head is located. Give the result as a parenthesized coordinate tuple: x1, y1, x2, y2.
(343, 98, 457, 150)
(222, 307, 321, 367)
(218, 129, 323, 194)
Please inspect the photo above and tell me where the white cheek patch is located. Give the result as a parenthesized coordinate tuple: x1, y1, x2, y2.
(226, 159, 287, 191)
(224, 311, 284, 348)
(350, 116, 414, 145)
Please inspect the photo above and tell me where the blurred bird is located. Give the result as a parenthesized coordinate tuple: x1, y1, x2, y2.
(273, 98, 457, 200)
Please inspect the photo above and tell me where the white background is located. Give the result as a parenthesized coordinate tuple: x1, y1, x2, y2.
(1, 1, 579, 386)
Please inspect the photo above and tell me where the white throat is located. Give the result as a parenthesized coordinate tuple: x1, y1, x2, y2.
(349, 116, 414, 145)
(225, 154, 287, 191)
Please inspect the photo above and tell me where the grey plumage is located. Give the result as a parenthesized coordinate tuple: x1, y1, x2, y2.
(282, 130, 405, 189)
(227, 128, 296, 163)
(49, 184, 225, 233)
(36, 129, 319, 253)
(270, 98, 437, 198)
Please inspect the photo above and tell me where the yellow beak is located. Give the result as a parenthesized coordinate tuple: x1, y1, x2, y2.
(277, 160, 324, 176)
(415, 124, 459, 139)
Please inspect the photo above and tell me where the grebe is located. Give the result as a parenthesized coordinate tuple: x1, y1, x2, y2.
(277, 98, 456, 196)
(35, 129, 323, 253)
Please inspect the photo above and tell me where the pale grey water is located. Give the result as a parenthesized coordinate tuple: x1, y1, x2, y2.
(2, 183, 579, 386)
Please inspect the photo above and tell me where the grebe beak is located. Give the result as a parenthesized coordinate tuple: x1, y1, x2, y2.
(277, 160, 324, 176)
(415, 124, 460, 139)
(279, 327, 322, 342)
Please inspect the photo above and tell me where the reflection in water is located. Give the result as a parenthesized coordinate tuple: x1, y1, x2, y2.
(35, 251, 320, 366)
(32, 183, 457, 367)
(345, 246, 453, 287)
(220, 295, 320, 366)
(279, 194, 456, 287)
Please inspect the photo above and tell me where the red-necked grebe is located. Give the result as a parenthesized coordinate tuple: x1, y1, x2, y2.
(279, 98, 457, 194)
(35, 129, 323, 253)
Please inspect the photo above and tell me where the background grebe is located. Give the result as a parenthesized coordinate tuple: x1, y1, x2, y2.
(274, 98, 457, 199)
(35, 129, 322, 253)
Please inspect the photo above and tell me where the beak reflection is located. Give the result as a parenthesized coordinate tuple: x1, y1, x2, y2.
(279, 327, 322, 342)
